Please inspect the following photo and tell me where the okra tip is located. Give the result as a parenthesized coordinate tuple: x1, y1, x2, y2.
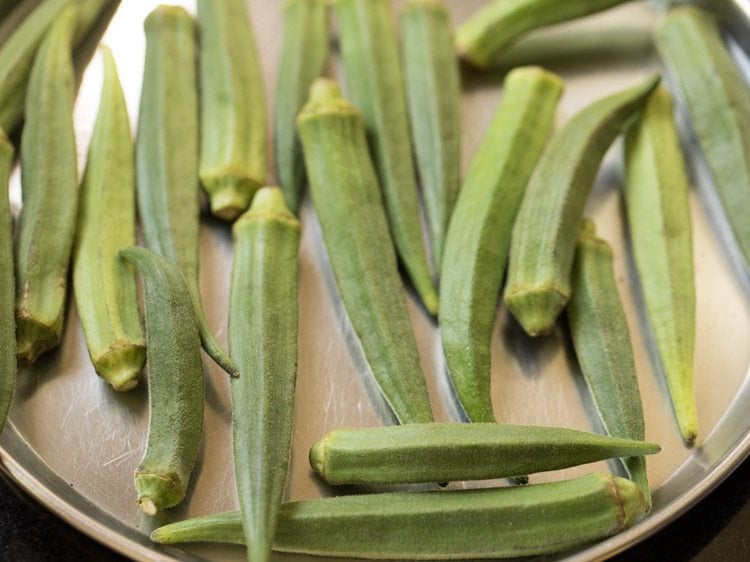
(135, 472, 184, 515)
(15, 317, 59, 366)
(505, 287, 568, 337)
(203, 173, 261, 222)
(297, 79, 360, 123)
(95, 344, 146, 392)
(234, 186, 299, 234)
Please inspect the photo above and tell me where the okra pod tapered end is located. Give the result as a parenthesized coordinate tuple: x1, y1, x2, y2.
(94, 344, 146, 392)
(202, 174, 261, 222)
(16, 317, 59, 366)
(504, 287, 568, 337)
(298, 79, 361, 121)
(236, 185, 298, 226)
(135, 471, 185, 515)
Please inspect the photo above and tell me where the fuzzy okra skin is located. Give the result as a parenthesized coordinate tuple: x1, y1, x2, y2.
(504, 74, 660, 337)
(625, 87, 697, 445)
(568, 221, 651, 509)
(151, 472, 646, 558)
(229, 187, 300, 562)
(120, 247, 204, 516)
(137, 5, 238, 378)
(73, 46, 145, 392)
(309, 423, 660, 485)
(14, 6, 78, 366)
(0, 131, 14, 432)
(440, 67, 562, 423)
(455, 0, 635, 69)
(197, 0, 266, 220)
(275, 0, 328, 213)
(334, 0, 438, 316)
(297, 79, 433, 425)
(655, 6, 750, 270)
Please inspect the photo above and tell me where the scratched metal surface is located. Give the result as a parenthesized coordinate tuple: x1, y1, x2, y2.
(1, 0, 750, 561)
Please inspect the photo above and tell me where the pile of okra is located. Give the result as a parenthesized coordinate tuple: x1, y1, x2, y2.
(1, 0, 749, 560)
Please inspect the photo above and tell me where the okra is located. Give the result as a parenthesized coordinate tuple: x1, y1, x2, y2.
(297, 79, 433, 425)
(401, 0, 460, 272)
(229, 187, 300, 562)
(504, 74, 660, 337)
(151, 472, 646, 558)
(625, 87, 697, 445)
(0, 131, 14, 432)
(73, 46, 145, 392)
(275, 0, 328, 213)
(655, 6, 750, 269)
(310, 423, 660, 485)
(455, 0, 635, 69)
(120, 247, 204, 516)
(334, 0, 438, 316)
(440, 67, 562, 423)
(14, 6, 78, 365)
(137, 5, 238, 378)
(568, 221, 651, 509)
(197, 0, 266, 220)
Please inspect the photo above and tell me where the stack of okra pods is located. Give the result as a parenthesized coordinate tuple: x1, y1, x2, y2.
(1, 0, 749, 560)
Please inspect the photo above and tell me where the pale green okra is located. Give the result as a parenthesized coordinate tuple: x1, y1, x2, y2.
(504, 74, 660, 337)
(0, 130, 14, 432)
(440, 66, 562, 423)
(229, 187, 300, 562)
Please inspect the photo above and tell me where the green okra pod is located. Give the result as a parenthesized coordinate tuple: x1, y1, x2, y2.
(137, 5, 238, 378)
(655, 6, 750, 269)
(14, 6, 78, 365)
(567, 220, 651, 509)
(197, 0, 266, 220)
(334, 0, 438, 316)
(504, 74, 660, 337)
(401, 0, 460, 272)
(73, 46, 145, 392)
(229, 187, 300, 562)
(120, 247, 204, 516)
(455, 0, 636, 69)
(625, 87, 697, 445)
(440, 67, 562, 423)
(309, 423, 660, 485)
(151, 472, 646, 558)
(275, 0, 328, 213)
(297, 79, 433, 425)
(0, 131, 14, 432)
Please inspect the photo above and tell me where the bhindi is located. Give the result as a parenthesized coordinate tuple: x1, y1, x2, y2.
(504, 74, 660, 337)
(297, 79, 434, 425)
(0, 130, 14, 432)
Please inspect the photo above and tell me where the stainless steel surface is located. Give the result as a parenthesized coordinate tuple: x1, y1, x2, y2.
(1, 1, 750, 561)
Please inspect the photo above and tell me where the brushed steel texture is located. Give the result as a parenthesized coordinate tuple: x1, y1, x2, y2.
(2, 1, 750, 561)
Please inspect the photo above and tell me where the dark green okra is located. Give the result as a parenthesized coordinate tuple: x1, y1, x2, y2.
(310, 423, 660, 485)
(440, 67, 562, 423)
(568, 221, 651, 509)
(229, 187, 300, 562)
(401, 0, 460, 272)
(151, 472, 646, 558)
(14, 6, 78, 365)
(504, 74, 660, 337)
(625, 86, 697, 445)
(137, 5, 238, 378)
(297, 79, 434, 425)
(455, 0, 635, 68)
(73, 46, 145, 392)
(197, 0, 266, 220)
(655, 6, 750, 269)
(334, 0, 438, 316)
(120, 247, 204, 516)
(0, 131, 14, 432)
(275, 0, 328, 213)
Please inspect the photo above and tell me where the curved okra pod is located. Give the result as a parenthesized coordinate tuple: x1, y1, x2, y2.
(655, 6, 750, 269)
(73, 46, 145, 392)
(440, 67, 562, 423)
(120, 247, 204, 516)
(625, 87, 697, 445)
(401, 0, 460, 272)
(334, 0, 438, 316)
(137, 5, 238, 378)
(275, 0, 328, 213)
(229, 187, 300, 562)
(455, 0, 635, 69)
(0, 131, 14, 431)
(297, 79, 434, 425)
(151, 472, 647, 558)
(504, 74, 660, 337)
(309, 423, 660, 485)
(197, 0, 266, 220)
(14, 6, 78, 365)
(567, 221, 651, 509)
